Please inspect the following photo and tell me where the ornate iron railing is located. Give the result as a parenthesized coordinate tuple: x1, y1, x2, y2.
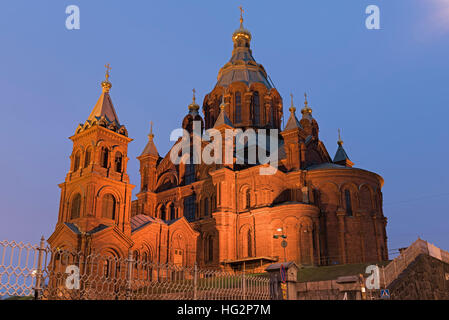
(0, 238, 270, 300)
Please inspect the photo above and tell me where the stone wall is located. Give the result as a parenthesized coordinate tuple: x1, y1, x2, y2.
(388, 254, 449, 300)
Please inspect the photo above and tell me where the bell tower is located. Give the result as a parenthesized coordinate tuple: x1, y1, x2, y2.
(55, 65, 135, 236)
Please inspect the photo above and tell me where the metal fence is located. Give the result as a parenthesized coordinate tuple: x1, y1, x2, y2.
(0, 238, 270, 300)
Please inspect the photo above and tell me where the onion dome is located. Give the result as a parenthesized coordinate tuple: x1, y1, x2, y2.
(182, 89, 204, 133)
(216, 7, 273, 89)
(301, 93, 314, 121)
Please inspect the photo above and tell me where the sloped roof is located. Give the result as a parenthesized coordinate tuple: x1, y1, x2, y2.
(214, 108, 234, 128)
(140, 137, 159, 157)
(131, 214, 156, 232)
(333, 144, 350, 163)
(284, 112, 302, 131)
(87, 90, 120, 125)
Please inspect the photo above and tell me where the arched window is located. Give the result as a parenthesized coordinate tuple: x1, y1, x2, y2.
(247, 229, 253, 257)
(84, 148, 91, 168)
(345, 190, 353, 217)
(102, 194, 116, 220)
(253, 91, 260, 125)
(245, 189, 251, 209)
(70, 193, 81, 219)
(169, 203, 176, 220)
(160, 205, 166, 220)
(73, 151, 81, 171)
(101, 147, 109, 168)
(235, 92, 241, 123)
(184, 194, 196, 222)
(115, 152, 122, 173)
(115, 152, 123, 173)
(184, 145, 195, 185)
(103, 260, 110, 277)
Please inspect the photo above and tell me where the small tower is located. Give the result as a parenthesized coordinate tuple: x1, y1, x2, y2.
(299, 93, 319, 138)
(281, 94, 304, 170)
(333, 129, 354, 167)
(56, 65, 135, 235)
(136, 122, 160, 215)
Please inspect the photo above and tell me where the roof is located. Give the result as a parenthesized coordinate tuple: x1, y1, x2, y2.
(87, 90, 120, 126)
(214, 108, 234, 128)
(140, 137, 159, 157)
(306, 163, 348, 171)
(130, 214, 156, 232)
(284, 112, 302, 131)
(63, 223, 109, 235)
(215, 24, 273, 89)
(333, 144, 350, 163)
(265, 261, 298, 271)
(130, 214, 181, 232)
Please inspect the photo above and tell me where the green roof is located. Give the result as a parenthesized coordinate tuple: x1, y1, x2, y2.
(297, 261, 390, 283)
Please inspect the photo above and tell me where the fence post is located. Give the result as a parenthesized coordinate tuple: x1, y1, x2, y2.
(33, 236, 46, 300)
(193, 262, 198, 300)
(242, 271, 246, 300)
(126, 250, 133, 300)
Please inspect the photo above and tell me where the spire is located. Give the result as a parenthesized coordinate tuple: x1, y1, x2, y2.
(87, 64, 119, 125)
(284, 93, 302, 131)
(333, 129, 353, 167)
(140, 121, 159, 157)
(337, 128, 343, 146)
(301, 93, 313, 120)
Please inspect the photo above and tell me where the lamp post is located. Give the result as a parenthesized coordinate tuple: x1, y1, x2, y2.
(273, 228, 287, 262)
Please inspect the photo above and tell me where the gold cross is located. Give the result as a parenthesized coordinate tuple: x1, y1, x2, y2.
(192, 88, 196, 103)
(104, 63, 111, 81)
(290, 93, 294, 106)
(150, 121, 153, 135)
(239, 6, 244, 24)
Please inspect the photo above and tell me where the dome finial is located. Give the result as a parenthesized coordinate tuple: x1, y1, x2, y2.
(188, 88, 200, 111)
(289, 93, 296, 113)
(239, 5, 244, 27)
(338, 128, 343, 146)
(220, 88, 226, 110)
(101, 63, 112, 93)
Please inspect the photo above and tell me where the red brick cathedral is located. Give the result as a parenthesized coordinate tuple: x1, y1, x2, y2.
(49, 14, 388, 272)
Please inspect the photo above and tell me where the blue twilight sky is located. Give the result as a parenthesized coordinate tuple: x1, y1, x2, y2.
(0, 0, 448, 254)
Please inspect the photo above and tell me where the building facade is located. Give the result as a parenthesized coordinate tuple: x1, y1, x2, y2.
(48, 16, 388, 272)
